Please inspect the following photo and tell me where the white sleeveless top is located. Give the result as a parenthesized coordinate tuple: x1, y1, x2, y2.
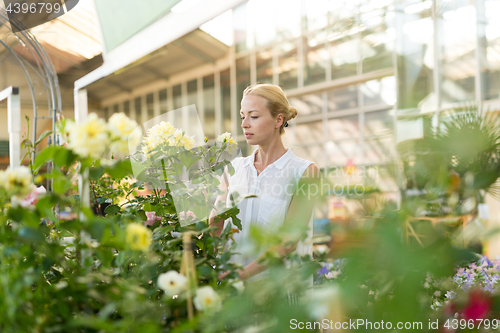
(223, 147, 314, 268)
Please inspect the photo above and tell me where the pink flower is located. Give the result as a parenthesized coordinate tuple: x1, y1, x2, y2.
(178, 211, 196, 220)
(144, 211, 161, 226)
(19, 185, 46, 207)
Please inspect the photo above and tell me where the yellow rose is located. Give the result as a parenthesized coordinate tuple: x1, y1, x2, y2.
(66, 113, 109, 159)
(108, 112, 140, 157)
(171, 129, 195, 150)
(216, 132, 237, 154)
(142, 121, 175, 155)
(126, 223, 152, 252)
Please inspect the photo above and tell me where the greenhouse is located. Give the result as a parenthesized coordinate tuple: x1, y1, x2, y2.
(0, 0, 500, 331)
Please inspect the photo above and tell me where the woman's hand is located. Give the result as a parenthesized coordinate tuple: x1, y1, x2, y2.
(218, 270, 246, 281)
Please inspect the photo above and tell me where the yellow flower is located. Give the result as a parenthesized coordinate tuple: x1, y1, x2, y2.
(66, 113, 109, 159)
(172, 129, 195, 150)
(126, 223, 152, 252)
(142, 121, 175, 155)
(216, 132, 237, 154)
(108, 112, 140, 157)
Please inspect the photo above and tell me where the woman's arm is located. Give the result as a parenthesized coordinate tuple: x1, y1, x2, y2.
(219, 163, 322, 281)
(209, 167, 230, 238)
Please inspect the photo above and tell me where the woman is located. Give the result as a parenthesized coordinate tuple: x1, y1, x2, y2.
(210, 83, 321, 281)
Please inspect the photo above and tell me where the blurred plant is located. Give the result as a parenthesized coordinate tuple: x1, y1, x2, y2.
(398, 105, 500, 217)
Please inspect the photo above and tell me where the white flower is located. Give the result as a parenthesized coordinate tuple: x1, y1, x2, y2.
(445, 291, 456, 299)
(108, 112, 140, 157)
(424, 282, 430, 289)
(306, 286, 341, 320)
(193, 286, 222, 311)
(434, 291, 441, 297)
(66, 113, 109, 159)
(157, 271, 188, 296)
(231, 280, 245, 293)
(216, 132, 237, 154)
(142, 121, 175, 155)
(314, 244, 329, 255)
(1, 166, 33, 197)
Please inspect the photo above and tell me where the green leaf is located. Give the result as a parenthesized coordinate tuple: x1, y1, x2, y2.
(53, 148, 76, 167)
(89, 166, 104, 180)
(104, 204, 120, 216)
(105, 160, 132, 179)
(33, 146, 58, 172)
(35, 130, 53, 146)
(17, 227, 45, 243)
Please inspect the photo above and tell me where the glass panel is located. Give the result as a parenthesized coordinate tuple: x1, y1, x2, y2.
(187, 80, 197, 106)
(134, 97, 141, 122)
(325, 140, 362, 166)
(395, 1, 434, 110)
(327, 115, 360, 140)
(364, 110, 393, 137)
(203, 75, 215, 140)
(275, 0, 301, 40)
(288, 92, 323, 116)
(249, 0, 276, 46)
(361, 76, 396, 106)
(304, 34, 328, 86)
(294, 144, 325, 168)
(305, 0, 329, 33)
(173, 84, 182, 127)
(360, 9, 395, 72)
(187, 79, 198, 130)
(438, 0, 476, 106)
(327, 85, 358, 112)
(146, 93, 154, 120)
(329, 0, 360, 24)
(238, 140, 249, 157)
(159, 89, 168, 114)
(233, 3, 250, 53)
(278, 40, 299, 90)
(236, 57, 251, 137)
(364, 137, 394, 164)
(296, 121, 324, 145)
(480, 0, 500, 100)
(123, 101, 130, 117)
(220, 69, 232, 133)
(256, 48, 273, 84)
(329, 30, 360, 80)
(203, 75, 216, 140)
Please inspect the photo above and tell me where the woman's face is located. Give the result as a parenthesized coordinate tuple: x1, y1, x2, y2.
(240, 94, 282, 145)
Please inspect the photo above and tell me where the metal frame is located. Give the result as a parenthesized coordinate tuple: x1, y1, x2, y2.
(0, 86, 21, 169)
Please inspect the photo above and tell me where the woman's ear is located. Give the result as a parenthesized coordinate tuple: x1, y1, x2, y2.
(276, 114, 284, 129)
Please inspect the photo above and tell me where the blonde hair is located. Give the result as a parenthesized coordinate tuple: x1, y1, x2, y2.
(243, 83, 297, 135)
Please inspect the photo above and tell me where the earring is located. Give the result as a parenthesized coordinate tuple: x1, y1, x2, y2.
(284, 121, 289, 128)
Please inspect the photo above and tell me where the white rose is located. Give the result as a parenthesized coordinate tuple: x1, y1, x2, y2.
(193, 286, 222, 311)
(231, 280, 245, 293)
(107, 112, 140, 157)
(157, 271, 188, 296)
(3, 166, 32, 197)
(67, 113, 109, 159)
